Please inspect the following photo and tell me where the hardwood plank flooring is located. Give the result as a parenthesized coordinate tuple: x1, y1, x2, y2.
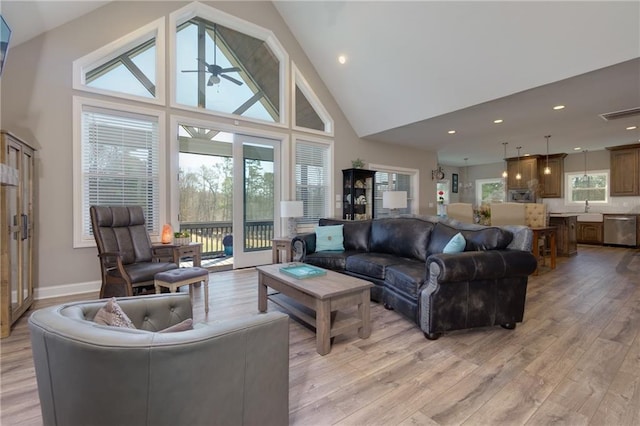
(1, 244, 640, 425)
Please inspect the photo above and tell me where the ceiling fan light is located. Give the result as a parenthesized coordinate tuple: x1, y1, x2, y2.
(208, 75, 221, 86)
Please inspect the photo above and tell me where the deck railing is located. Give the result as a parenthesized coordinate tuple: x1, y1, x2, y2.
(178, 220, 274, 258)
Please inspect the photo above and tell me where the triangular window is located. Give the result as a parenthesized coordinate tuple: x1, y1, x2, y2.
(292, 64, 333, 135)
(73, 18, 164, 105)
(171, 3, 287, 125)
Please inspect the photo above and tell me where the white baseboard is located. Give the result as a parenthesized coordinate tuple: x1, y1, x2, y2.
(34, 280, 101, 300)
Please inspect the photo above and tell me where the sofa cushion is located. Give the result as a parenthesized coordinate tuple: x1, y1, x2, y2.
(319, 218, 371, 251)
(443, 232, 466, 253)
(305, 250, 355, 271)
(369, 218, 434, 261)
(315, 224, 345, 251)
(94, 297, 136, 329)
(346, 253, 403, 280)
(461, 227, 513, 251)
(428, 222, 514, 254)
(385, 260, 427, 299)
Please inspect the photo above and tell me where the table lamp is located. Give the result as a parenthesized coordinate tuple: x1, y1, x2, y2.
(382, 191, 407, 216)
(280, 200, 303, 237)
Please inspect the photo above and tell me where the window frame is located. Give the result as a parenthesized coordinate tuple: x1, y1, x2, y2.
(73, 96, 167, 248)
(475, 178, 506, 205)
(368, 163, 419, 217)
(169, 2, 289, 129)
(291, 62, 334, 136)
(564, 169, 609, 205)
(73, 17, 165, 105)
(292, 135, 334, 228)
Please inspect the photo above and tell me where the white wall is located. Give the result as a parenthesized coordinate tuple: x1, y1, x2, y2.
(0, 1, 439, 297)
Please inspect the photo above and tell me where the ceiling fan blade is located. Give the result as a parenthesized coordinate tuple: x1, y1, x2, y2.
(220, 74, 243, 86)
(196, 58, 211, 67)
(181, 70, 201, 73)
(219, 67, 241, 73)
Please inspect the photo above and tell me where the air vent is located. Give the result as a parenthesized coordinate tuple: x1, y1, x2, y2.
(599, 107, 640, 121)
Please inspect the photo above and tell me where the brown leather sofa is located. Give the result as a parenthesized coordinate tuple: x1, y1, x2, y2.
(29, 293, 290, 426)
(293, 217, 537, 339)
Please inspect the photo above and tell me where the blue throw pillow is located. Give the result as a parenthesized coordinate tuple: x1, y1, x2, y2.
(443, 232, 466, 253)
(315, 225, 345, 252)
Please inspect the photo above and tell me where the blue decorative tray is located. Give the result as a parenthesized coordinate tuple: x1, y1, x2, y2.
(279, 264, 327, 279)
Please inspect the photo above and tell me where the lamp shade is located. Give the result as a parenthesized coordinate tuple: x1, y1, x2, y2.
(280, 201, 303, 218)
(382, 191, 407, 209)
(161, 224, 173, 244)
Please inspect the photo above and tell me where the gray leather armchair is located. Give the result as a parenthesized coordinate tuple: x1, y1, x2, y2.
(29, 293, 290, 426)
(90, 205, 178, 298)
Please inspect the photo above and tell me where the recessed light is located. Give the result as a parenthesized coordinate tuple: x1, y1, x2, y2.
(448, 130, 456, 134)
(573, 147, 582, 151)
(553, 105, 565, 110)
(338, 55, 347, 64)
(626, 126, 637, 130)
(493, 119, 503, 124)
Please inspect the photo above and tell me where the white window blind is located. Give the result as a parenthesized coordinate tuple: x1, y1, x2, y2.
(81, 106, 160, 239)
(295, 141, 330, 223)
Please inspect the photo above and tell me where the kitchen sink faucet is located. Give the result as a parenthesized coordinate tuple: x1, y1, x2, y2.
(585, 200, 590, 213)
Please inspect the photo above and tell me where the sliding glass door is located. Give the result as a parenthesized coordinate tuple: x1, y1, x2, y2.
(176, 123, 280, 268)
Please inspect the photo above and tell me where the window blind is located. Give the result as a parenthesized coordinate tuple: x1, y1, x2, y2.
(295, 141, 330, 223)
(81, 106, 160, 238)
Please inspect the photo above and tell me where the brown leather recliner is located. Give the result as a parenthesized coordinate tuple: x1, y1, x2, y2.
(90, 205, 178, 298)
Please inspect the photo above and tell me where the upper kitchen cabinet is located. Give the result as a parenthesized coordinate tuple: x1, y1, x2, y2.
(607, 143, 640, 196)
(538, 153, 567, 198)
(507, 156, 539, 190)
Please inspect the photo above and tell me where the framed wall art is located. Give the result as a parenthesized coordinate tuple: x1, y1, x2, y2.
(452, 173, 459, 193)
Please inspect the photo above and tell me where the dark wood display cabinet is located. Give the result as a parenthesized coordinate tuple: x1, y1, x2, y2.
(343, 168, 376, 220)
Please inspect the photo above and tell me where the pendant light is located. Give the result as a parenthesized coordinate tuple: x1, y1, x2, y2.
(583, 149, 589, 181)
(501, 142, 508, 178)
(543, 135, 551, 175)
(515, 146, 522, 180)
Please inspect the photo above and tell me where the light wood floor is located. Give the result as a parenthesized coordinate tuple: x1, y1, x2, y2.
(2, 245, 640, 425)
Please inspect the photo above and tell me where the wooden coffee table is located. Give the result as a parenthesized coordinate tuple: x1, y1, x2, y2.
(257, 263, 373, 355)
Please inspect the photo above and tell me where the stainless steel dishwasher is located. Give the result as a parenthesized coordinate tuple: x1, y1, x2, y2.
(603, 215, 637, 246)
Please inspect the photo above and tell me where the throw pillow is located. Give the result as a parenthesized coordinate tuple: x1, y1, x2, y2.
(159, 318, 194, 333)
(443, 232, 466, 253)
(315, 224, 345, 251)
(93, 297, 136, 329)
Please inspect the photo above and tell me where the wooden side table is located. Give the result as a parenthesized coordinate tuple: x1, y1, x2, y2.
(272, 237, 293, 264)
(154, 242, 202, 267)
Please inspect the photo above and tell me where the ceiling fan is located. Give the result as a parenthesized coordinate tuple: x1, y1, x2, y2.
(181, 24, 243, 87)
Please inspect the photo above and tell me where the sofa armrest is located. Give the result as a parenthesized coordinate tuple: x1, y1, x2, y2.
(427, 250, 537, 283)
(291, 232, 317, 260)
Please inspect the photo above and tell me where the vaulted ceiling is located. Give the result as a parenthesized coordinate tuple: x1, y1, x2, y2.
(3, 1, 639, 166)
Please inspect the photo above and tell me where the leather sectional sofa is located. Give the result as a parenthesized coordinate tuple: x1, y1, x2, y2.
(293, 217, 537, 339)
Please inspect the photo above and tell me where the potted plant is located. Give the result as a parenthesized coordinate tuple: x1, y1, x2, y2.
(174, 231, 191, 245)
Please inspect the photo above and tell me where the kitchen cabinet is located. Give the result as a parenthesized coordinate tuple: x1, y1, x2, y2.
(538, 153, 567, 198)
(549, 215, 577, 256)
(1, 131, 36, 338)
(607, 144, 640, 196)
(343, 168, 376, 220)
(507, 156, 539, 190)
(577, 222, 603, 245)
